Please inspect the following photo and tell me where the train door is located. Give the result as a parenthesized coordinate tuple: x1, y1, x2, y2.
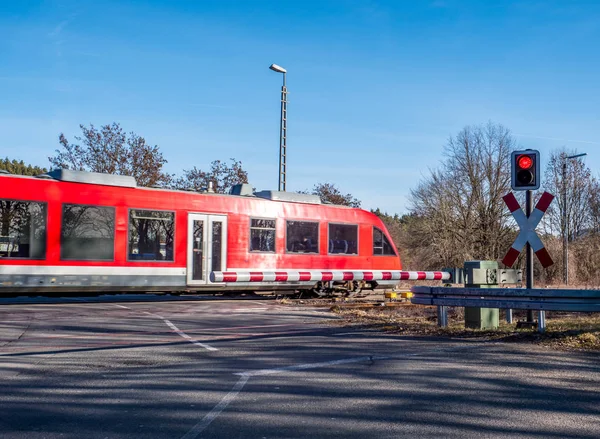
(186, 214, 228, 286)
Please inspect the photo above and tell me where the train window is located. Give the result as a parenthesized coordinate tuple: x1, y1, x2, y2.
(373, 227, 396, 256)
(128, 210, 175, 261)
(286, 221, 319, 253)
(250, 218, 276, 252)
(61, 204, 115, 261)
(328, 223, 358, 255)
(0, 199, 46, 259)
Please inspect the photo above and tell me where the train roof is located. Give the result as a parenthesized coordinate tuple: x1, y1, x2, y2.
(0, 168, 355, 208)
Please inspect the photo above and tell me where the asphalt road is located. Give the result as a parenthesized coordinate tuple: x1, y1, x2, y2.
(1, 295, 599, 438)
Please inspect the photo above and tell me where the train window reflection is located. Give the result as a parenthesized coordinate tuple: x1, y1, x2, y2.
(61, 204, 115, 260)
(328, 223, 358, 254)
(0, 199, 46, 259)
(373, 227, 396, 256)
(286, 221, 319, 253)
(128, 210, 175, 261)
(250, 218, 276, 252)
(211, 221, 223, 271)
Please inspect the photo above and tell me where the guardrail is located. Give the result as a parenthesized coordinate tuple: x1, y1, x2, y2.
(411, 286, 600, 312)
(410, 286, 600, 332)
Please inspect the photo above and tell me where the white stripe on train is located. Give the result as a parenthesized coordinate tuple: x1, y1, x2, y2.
(0, 265, 186, 276)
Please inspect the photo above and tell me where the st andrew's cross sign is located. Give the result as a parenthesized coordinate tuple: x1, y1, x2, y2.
(502, 191, 554, 268)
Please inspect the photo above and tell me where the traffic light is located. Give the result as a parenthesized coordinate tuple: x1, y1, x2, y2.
(511, 149, 540, 191)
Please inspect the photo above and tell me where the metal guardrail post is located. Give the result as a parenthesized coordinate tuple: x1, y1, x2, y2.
(437, 267, 458, 328)
(437, 305, 448, 327)
(538, 309, 546, 333)
(506, 309, 513, 324)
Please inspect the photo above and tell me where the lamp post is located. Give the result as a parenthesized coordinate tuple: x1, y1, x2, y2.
(269, 63, 288, 191)
(563, 152, 587, 285)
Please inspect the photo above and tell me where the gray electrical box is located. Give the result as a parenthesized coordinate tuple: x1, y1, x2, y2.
(464, 261, 499, 330)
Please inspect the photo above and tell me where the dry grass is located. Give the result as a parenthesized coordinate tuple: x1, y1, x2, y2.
(325, 304, 600, 351)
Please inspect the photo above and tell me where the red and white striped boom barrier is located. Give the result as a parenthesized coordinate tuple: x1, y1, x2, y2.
(502, 191, 554, 268)
(210, 270, 451, 283)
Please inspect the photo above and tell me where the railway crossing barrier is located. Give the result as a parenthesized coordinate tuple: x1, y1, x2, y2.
(210, 270, 451, 283)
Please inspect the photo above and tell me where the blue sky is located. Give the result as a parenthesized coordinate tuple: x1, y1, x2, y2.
(1, 0, 599, 214)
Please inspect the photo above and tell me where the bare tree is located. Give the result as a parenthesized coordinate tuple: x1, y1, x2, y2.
(49, 123, 171, 187)
(173, 159, 248, 194)
(588, 180, 600, 234)
(539, 150, 597, 285)
(542, 149, 595, 241)
(306, 183, 361, 207)
(406, 122, 517, 269)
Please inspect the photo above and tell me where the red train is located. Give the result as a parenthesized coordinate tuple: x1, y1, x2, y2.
(0, 169, 401, 296)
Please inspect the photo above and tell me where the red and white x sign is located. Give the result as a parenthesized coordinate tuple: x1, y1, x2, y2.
(502, 191, 554, 268)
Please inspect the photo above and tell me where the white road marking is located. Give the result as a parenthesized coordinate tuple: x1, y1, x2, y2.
(164, 319, 218, 351)
(113, 306, 217, 352)
(195, 323, 295, 332)
(236, 355, 390, 377)
(180, 374, 249, 439)
(180, 355, 388, 438)
(180, 344, 492, 438)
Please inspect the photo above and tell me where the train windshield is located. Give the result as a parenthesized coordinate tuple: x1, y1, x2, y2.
(373, 227, 396, 256)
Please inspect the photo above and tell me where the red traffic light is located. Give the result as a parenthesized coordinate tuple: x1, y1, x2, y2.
(511, 149, 540, 191)
(517, 155, 533, 170)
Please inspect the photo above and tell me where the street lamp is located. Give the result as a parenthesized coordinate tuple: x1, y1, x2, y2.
(269, 64, 288, 191)
(563, 152, 587, 285)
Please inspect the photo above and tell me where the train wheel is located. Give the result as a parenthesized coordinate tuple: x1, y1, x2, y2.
(345, 281, 362, 298)
(311, 282, 332, 298)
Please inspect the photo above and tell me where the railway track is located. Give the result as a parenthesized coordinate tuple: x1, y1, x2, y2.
(0, 290, 415, 307)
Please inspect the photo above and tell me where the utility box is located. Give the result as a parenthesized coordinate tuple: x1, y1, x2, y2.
(464, 261, 499, 330)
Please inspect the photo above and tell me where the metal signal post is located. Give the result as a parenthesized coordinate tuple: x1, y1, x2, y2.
(525, 190, 534, 323)
(507, 149, 551, 328)
(502, 190, 554, 330)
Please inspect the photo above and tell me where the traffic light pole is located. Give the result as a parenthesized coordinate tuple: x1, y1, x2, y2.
(511, 150, 546, 327)
(525, 190, 534, 323)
